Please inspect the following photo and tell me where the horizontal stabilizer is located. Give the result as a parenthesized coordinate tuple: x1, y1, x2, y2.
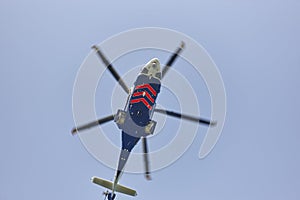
(91, 176, 137, 196)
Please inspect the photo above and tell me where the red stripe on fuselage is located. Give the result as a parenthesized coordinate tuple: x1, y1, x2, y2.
(133, 91, 154, 103)
(130, 98, 152, 110)
(135, 84, 157, 96)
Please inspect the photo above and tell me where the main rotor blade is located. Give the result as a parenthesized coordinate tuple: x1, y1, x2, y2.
(154, 108, 216, 126)
(71, 114, 114, 135)
(142, 137, 151, 180)
(162, 41, 185, 79)
(92, 45, 130, 94)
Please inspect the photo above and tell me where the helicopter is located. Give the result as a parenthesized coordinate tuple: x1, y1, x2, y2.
(71, 41, 216, 200)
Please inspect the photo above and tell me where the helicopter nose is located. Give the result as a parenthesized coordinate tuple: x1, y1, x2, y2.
(140, 58, 161, 79)
(149, 58, 160, 69)
(151, 58, 159, 65)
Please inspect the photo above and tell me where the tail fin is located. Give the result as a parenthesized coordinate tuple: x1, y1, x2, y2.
(91, 176, 137, 197)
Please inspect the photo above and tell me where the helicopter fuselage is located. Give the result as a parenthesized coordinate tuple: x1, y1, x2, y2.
(111, 58, 162, 194)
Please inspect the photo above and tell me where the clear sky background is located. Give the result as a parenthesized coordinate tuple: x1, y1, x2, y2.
(1, 0, 300, 200)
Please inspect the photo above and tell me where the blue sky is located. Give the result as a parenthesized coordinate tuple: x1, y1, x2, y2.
(1, 0, 300, 200)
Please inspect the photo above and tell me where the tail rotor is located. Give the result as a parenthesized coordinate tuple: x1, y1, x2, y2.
(102, 190, 109, 200)
(102, 190, 116, 200)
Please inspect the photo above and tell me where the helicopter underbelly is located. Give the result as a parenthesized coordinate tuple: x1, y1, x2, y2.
(128, 74, 161, 126)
